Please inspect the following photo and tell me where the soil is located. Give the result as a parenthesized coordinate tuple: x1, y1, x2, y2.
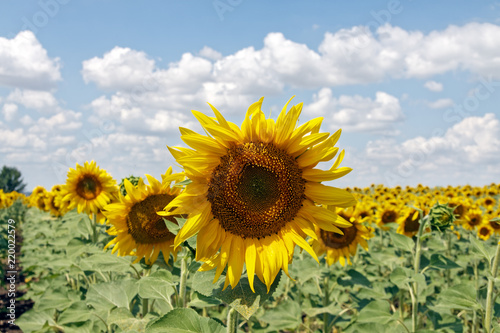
(1, 232, 34, 333)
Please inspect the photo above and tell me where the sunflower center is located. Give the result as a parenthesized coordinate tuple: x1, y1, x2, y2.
(480, 227, 490, 236)
(469, 215, 480, 226)
(76, 175, 102, 200)
(126, 194, 177, 244)
(404, 211, 420, 233)
(381, 210, 397, 224)
(207, 142, 306, 239)
(320, 226, 357, 249)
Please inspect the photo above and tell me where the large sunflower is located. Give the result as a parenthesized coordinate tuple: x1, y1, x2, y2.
(103, 169, 185, 265)
(163, 97, 355, 291)
(63, 161, 118, 215)
(310, 207, 373, 266)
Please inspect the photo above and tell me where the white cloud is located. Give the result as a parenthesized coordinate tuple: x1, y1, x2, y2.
(82, 46, 156, 91)
(306, 88, 403, 134)
(424, 80, 443, 92)
(199, 46, 222, 61)
(360, 113, 500, 186)
(7, 89, 58, 113)
(427, 98, 454, 109)
(2, 103, 18, 121)
(0, 31, 61, 90)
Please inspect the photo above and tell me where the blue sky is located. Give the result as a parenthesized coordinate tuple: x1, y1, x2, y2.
(1, 0, 500, 192)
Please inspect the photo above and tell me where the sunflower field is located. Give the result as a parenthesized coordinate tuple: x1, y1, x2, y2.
(2, 98, 500, 333)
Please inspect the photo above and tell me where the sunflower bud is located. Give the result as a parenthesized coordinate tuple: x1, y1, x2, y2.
(429, 202, 457, 232)
(119, 175, 141, 196)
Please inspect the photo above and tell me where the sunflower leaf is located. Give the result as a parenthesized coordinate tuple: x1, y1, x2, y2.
(192, 269, 282, 320)
(146, 308, 225, 333)
(163, 218, 180, 235)
(173, 179, 192, 187)
(357, 299, 398, 324)
(429, 253, 462, 269)
(434, 283, 481, 311)
(388, 230, 415, 253)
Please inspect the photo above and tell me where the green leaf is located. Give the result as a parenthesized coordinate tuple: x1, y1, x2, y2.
(187, 292, 222, 309)
(146, 308, 225, 333)
(338, 269, 372, 287)
(388, 231, 415, 252)
(429, 253, 461, 269)
(260, 300, 302, 331)
(138, 270, 177, 305)
(163, 218, 181, 235)
(289, 255, 322, 283)
(78, 252, 134, 272)
(436, 283, 481, 311)
(108, 307, 150, 332)
(35, 287, 80, 312)
(174, 178, 192, 187)
(57, 301, 92, 325)
(390, 267, 410, 288)
(357, 300, 397, 325)
(470, 237, 494, 264)
(192, 269, 282, 320)
(16, 309, 56, 333)
(86, 279, 139, 312)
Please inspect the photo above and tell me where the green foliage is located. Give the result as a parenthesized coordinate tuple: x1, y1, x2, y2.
(0, 165, 26, 193)
(6, 199, 500, 333)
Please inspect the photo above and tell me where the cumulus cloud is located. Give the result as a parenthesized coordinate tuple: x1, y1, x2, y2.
(2, 103, 18, 121)
(0, 31, 61, 90)
(427, 98, 454, 109)
(7, 89, 58, 113)
(424, 80, 443, 92)
(199, 46, 222, 61)
(361, 113, 500, 186)
(305, 88, 403, 134)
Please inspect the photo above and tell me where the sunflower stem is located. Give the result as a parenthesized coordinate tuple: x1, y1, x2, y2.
(178, 254, 188, 308)
(323, 276, 330, 333)
(91, 213, 98, 243)
(412, 215, 428, 332)
(142, 268, 151, 317)
(485, 240, 500, 333)
(227, 307, 239, 333)
(472, 253, 479, 333)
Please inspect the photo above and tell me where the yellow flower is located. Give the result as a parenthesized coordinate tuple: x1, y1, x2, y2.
(462, 207, 484, 231)
(376, 201, 400, 230)
(163, 97, 355, 291)
(396, 207, 422, 237)
(103, 168, 185, 265)
(310, 207, 373, 266)
(63, 161, 118, 215)
(478, 223, 494, 241)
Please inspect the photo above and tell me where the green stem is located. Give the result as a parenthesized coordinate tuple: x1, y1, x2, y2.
(178, 255, 189, 307)
(323, 277, 330, 333)
(445, 232, 452, 287)
(142, 268, 151, 317)
(227, 307, 239, 333)
(92, 213, 98, 243)
(412, 215, 428, 332)
(485, 241, 500, 333)
(142, 298, 149, 318)
(472, 258, 479, 333)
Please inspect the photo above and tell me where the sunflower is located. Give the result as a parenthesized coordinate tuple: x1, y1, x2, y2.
(163, 97, 355, 291)
(396, 207, 422, 237)
(63, 161, 118, 215)
(477, 223, 494, 241)
(376, 201, 400, 230)
(461, 207, 484, 231)
(310, 207, 373, 266)
(103, 168, 185, 265)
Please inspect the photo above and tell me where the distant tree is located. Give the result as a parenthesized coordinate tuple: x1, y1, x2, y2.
(0, 166, 27, 193)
